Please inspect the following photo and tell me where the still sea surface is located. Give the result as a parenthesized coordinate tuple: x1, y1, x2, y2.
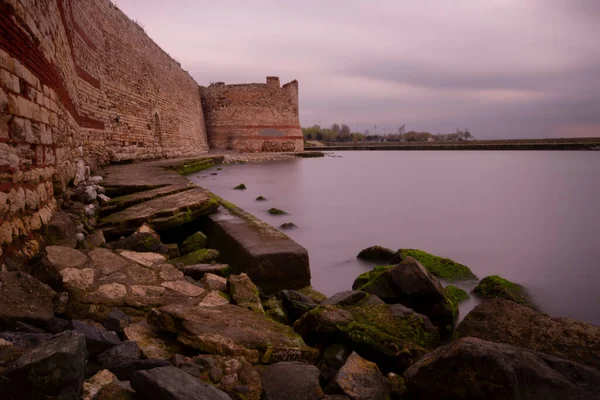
(190, 151, 600, 325)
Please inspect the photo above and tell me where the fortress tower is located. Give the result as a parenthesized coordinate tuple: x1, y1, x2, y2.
(200, 77, 304, 152)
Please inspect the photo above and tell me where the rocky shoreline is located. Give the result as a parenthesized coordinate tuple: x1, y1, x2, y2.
(1, 155, 599, 399)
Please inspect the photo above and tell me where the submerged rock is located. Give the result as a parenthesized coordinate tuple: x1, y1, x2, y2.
(148, 304, 317, 364)
(391, 249, 477, 281)
(268, 208, 287, 215)
(294, 304, 440, 372)
(0, 331, 86, 400)
(474, 275, 534, 307)
(356, 245, 395, 261)
(131, 366, 230, 400)
(404, 337, 600, 400)
(456, 299, 600, 370)
(280, 222, 298, 230)
(326, 351, 391, 400)
(255, 196, 267, 201)
(261, 361, 324, 400)
(234, 183, 247, 190)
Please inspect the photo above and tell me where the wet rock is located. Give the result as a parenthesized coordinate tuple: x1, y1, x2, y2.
(131, 366, 230, 400)
(148, 304, 316, 364)
(178, 263, 231, 279)
(256, 196, 267, 201)
(279, 222, 298, 229)
(0, 331, 86, 400)
(108, 359, 171, 381)
(390, 248, 477, 281)
(123, 320, 183, 360)
(72, 320, 121, 355)
(201, 272, 227, 292)
(234, 183, 247, 190)
(173, 248, 219, 265)
(268, 208, 287, 215)
(356, 245, 395, 261)
(0, 271, 56, 330)
(474, 275, 534, 307)
(82, 369, 116, 400)
(228, 273, 264, 313)
(356, 257, 455, 332)
(322, 290, 370, 306)
(456, 298, 600, 370)
(44, 211, 77, 248)
(327, 351, 391, 400)
(261, 361, 324, 400)
(113, 231, 168, 254)
(198, 290, 230, 307)
(404, 337, 600, 400)
(102, 308, 131, 332)
(97, 341, 140, 367)
(294, 304, 440, 372)
(277, 289, 320, 322)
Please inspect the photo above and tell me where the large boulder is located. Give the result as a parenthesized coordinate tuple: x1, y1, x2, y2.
(391, 249, 477, 281)
(44, 212, 78, 248)
(326, 351, 391, 400)
(0, 271, 56, 330)
(228, 273, 264, 313)
(455, 299, 600, 370)
(148, 304, 318, 364)
(354, 257, 456, 333)
(356, 246, 395, 261)
(294, 304, 440, 372)
(0, 331, 86, 400)
(261, 361, 324, 400)
(130, 366, 230, 400)
(473, 275, 534, 307)
(404, 337, 600, 400)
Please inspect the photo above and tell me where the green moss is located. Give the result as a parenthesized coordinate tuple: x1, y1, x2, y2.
(180, 231, 207, 254)
(352, 265, 393, 290)
(444, 285, 470, 303)
(173, 248, 219, 266)
(474, 275, 533, 307)
(234, 184, 247, 190)
(268, 208, 287, 215)
(255, 196, 267, 201)
(296, 286, 328, 303)
(399, 249, 477, 281)
(172, 159, 216, 175)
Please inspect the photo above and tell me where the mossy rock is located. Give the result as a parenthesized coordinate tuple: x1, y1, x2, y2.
(268, 208, 287, 215)
(396, 249, 477, 281)
(296, 286, 328, 303)
(474, 275, 534, 307)
(352, 265, 393, 290)
(357, 246, 395, 261)
(173, 159, 216, 175)
(173, 248, 219, 266)
(255, 196, 267, 201)
(444, 285, 469, 303)
(180, 231, 207, 254)
(234, 184, 247, 190)
(294, 304, 440, 372)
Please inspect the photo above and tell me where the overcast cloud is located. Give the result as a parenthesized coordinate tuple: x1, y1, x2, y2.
(115, 0, 600, 138)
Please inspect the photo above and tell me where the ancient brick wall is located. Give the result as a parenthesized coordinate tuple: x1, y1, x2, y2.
(200, 77, 304, 152)
(0, 0, 208, 256)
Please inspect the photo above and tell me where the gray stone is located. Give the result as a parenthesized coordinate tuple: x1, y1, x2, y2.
(326, 352, 391, 400)
(97, 341, 140, 366)
(102, 308, 131, 332)
(131, 366, 230, 400)
(0, 331, 86, 400)
(262, 361, 324, 400)
(72, 320, 121, 355)
(456, 298, 600, 371)
(44, 211, 77, 248)
(404, 337, 600, 400)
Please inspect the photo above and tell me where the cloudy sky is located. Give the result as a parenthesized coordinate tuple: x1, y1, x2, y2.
(116, 0, 600, 139)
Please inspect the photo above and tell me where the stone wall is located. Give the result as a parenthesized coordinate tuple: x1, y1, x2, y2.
(0, 0, 208, 256)
(200, 77, 304, 152)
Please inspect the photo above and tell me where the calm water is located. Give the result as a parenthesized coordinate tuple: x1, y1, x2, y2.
(190, 151, 600, 325)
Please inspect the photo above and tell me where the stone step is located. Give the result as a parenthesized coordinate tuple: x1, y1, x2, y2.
(99, 188, 219, 237)
(99, 183, 193, 217)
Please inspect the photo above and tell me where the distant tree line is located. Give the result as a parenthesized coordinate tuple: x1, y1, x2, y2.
(302, 124, 474, 143)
